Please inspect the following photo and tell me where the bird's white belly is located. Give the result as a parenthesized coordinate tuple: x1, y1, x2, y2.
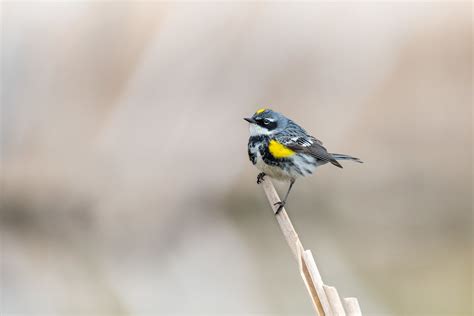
(254, 150, 317, 180)
(254, 152, 289, 180)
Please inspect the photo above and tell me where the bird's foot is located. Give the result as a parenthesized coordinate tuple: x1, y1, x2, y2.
(256, 172, 266, 184)
(273, 201, 285, 214)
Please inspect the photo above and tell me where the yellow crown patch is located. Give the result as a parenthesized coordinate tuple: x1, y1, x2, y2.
(255, 108, 267, 114)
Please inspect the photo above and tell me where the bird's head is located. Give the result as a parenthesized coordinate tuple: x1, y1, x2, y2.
(244, 108, 288, 136)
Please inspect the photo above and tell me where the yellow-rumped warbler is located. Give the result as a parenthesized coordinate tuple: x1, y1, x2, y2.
(244, 108, 362, 213)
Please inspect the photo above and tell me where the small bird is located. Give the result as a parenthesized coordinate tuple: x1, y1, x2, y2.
(245, 108, 362, 213)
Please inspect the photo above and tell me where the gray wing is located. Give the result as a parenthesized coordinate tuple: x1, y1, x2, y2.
(279, 120, 324, 145)
(278, 134, 343, 168)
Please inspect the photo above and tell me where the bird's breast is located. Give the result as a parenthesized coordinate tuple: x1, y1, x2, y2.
(248, 137, 319, 180)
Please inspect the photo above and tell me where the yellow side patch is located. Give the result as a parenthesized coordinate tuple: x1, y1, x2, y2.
(255, 108, 267, 114)
(268, 140, 295, 158)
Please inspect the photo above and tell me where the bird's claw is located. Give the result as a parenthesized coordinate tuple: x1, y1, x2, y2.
(273, 201, 285, 214)
(256, 172, 266, 184)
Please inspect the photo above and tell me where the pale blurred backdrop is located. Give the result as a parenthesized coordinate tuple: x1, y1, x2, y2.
(1, 1, 472, 316)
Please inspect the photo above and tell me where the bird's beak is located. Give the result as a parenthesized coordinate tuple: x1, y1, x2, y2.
(244, 117, 256, 124)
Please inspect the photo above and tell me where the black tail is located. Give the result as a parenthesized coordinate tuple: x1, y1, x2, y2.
(330, 153, 363, 168)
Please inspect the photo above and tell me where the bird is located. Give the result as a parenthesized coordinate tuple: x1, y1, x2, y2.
(244, 108, 362, 213)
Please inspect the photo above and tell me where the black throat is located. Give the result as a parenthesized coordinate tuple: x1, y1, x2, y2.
(248, 135, 269, 146)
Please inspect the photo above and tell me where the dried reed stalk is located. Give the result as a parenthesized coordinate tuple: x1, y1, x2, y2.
(260, 178, 362, 316)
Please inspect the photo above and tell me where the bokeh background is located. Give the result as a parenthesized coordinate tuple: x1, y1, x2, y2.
(1, 1, 472, 315)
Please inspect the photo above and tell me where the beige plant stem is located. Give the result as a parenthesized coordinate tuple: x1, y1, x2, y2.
(259, 177, 362, 316)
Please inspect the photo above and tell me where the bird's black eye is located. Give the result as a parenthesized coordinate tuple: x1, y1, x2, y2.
(263, 119, 271, 125)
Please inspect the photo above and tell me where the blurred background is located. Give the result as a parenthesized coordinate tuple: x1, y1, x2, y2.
(1, 1, 472, 315)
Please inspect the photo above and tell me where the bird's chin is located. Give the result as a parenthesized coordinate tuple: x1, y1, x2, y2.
(249, 124, 271, 137)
